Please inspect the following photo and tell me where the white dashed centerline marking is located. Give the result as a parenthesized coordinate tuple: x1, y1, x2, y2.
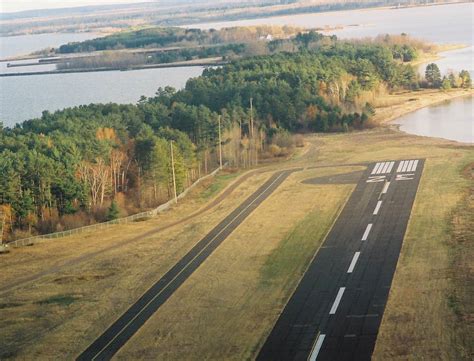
(382, 181, 390, 194)
(361, 223, 373, 241)
(309, 334, 326, 361)
(347, 252, 361, 273)
(329, 287, 346, 314)
(373, 200, 382, 215)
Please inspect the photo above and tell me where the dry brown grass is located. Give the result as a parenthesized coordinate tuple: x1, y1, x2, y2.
(0, 170, 272, 359)
(115, 167, 358, 360)
(1, 88, 472, 360)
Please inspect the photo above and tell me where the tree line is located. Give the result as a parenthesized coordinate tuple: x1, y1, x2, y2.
(0, 32, 454, 240)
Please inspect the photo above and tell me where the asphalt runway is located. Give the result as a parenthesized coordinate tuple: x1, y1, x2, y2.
(77, 169, 297, 361)
(257, 159, 425, 361)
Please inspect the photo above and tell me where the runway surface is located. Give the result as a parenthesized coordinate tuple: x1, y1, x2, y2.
(257, 159, 425, 361)
(77, 169, 296, 361)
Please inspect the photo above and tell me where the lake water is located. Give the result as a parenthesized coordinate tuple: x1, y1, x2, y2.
(0, 3, 473, 142)
(0, 32, 100, 59)
(393, 96, 473, 144)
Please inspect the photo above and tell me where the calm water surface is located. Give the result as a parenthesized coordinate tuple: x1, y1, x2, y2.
(193, 3, 473, 45)
(0, 3, 472, 142)
(0, 67, 204, 127)
(0, 32, 100, 59)
(393, 96, 473, 143)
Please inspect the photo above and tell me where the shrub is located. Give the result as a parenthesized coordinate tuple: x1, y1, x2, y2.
(269, 144, 282, 157)
(106, 201, 121, 221)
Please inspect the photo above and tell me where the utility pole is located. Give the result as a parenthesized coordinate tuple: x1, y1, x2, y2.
(249, 97, 258, 166)
(0, 209, 4, 245)
(218, 115, 223, 170)
(170, 140, 178, 203)
(250, 97, 254, 138)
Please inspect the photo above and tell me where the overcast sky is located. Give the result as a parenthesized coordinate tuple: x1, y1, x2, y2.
(1, 0, 152, 13)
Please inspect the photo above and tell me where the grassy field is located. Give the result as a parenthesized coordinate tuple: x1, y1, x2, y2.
(0, 169, 272, 359)
(1, 91, 472, 360)
(115, 167, 357, 360)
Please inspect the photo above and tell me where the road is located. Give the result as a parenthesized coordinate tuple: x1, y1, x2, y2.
(257, 159, 424, 361)
(77, 169, 297, 361)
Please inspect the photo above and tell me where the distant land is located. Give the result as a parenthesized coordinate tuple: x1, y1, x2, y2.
(0, 0, 467, 36)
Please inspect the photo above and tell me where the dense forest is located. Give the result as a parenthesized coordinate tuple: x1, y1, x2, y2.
(0, 32, 469, 240)
(56, 27, 426, 72)
(57, 26, 302, 54)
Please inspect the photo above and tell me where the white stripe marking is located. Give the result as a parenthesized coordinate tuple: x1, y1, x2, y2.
(411, 159, 419, 172)
(402, 160, 409, 172)
(386, 161, 395, 173)
(329, 287, 346, 314)
(362, 223, 373, 241)
(373, 162, 384, 174)
(347, 252, 361, 273)
(381, 162, 390, 174)
(372, 163, 382, 174)
(373, 200, 382, 215)
(382, 181, 390, 194)
(375, 162, 385, 174)
(308, 334, 326, 361)
(407, 160, 414, 172)
(397, 161, 405, 172)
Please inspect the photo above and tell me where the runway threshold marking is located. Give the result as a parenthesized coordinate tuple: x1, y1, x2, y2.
(361, 223, 373, 241)
(398, 159, 420, 173)
(78, 170, 294, 361)
(329, 287, 346, 314)
(308, 334, 326, 361)
(372, 161, 395, 175)
(256, 159, 425, 361)
(347, 252, 361, 273)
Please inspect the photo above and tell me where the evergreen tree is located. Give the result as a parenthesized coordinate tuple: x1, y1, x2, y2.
(459, 70, 472, 89)
(425, 63, 442, 88)
(106, 200, 120, 221)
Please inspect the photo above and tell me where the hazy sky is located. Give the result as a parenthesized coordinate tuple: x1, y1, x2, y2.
(1, 0, 152, 13)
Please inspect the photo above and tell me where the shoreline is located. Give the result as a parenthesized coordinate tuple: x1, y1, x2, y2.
(1, 1, 470, 39)
(0, 59, 225, 77)
(374, 88, 473, 144)
(374, 88, 473, 124)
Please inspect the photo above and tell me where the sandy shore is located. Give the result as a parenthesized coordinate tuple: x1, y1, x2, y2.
(373, 88, 473, 124)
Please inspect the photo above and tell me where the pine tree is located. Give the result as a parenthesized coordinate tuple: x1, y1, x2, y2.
(106, 200, 120, 221)
(425, 63, 441, 88)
